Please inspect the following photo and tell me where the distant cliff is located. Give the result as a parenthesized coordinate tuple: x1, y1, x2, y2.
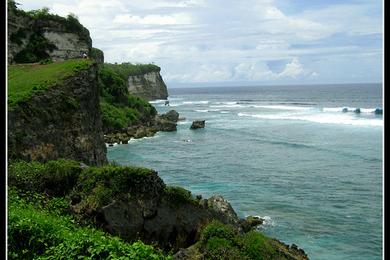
(128, 70, 168, 101)
(8, 60, 107, 166)
(8, 1, 92, 64)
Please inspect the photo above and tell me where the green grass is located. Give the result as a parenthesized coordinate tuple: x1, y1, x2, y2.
(8, 189, 171, 260)
(8, 59, 93, 108)
(164, 186, 200, 206)
(199, 221, 280, 260)
(8, 159, 82, 197)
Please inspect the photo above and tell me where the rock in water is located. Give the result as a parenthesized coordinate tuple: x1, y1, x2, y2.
(160, 110, 179, 122)
(342, 107, 348, 113)
(374, 108, 383, 115)
(245, 215, 264, 228)
(354, 108, 361, 114)
(190, 120, 205, 130)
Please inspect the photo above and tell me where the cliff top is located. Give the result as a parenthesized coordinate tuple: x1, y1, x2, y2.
(8, 59, 94, 108)
(103, 63, 161, 77)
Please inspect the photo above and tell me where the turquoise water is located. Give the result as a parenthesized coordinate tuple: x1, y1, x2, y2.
(107, 83, 383, 260)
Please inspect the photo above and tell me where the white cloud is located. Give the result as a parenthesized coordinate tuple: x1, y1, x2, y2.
(278, 58, 304, 78)
(113, 13, 192, 25)
(15, 0, 382, 84)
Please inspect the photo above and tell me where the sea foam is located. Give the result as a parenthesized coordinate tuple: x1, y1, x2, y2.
(238, 112, 383, 127)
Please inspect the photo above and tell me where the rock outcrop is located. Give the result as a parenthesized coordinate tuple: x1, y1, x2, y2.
(71, 168, 255, 251)
(8, 2, 92, 64)
(8, 63, 107, 166)
(104, 110, 179, 144)
(127, 71, 168, 101)
(190, 120, 205, 130)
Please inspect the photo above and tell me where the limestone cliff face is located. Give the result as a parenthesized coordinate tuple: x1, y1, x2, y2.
(8, 63, 107, 166)
(127, 71, 168, 101)
(8, 3, 92, 64)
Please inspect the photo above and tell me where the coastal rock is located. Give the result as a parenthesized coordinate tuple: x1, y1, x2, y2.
(160, 110, 179, 122)
(127, 71, 168, 101)
(8, 63, 107, 166)
(375, 108, 383, 115)
(155, 118, 177, 132)
(354, 108, 361, 114)
(153, 110, 180, 132)
(8, 3, 92, 64)
(244, 215, 264, 230)
(190, 120, 205, 130)
(207, 195, 239, 225)
(74, 169, 245, 251)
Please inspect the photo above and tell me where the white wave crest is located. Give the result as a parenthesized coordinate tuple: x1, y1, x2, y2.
(210, 104, 245, 108)
(183, 101, 209, 105)
(323, 107, 380, 113)
(238, 112, 383, 126)
(149, 99, 168, 104)
(252, 105, 314, 111)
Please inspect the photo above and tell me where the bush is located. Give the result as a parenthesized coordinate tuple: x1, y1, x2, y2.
(201, 221, 236, 243)
(199, 221, 281, 260)
(8, 193, 170, 260)
(164, 186, 199, 205)
(8, 159, 82, 196)
(14, 32, 57, 63)
(74, 164, 158, 208)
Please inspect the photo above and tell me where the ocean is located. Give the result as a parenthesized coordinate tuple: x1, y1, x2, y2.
(107, 83, 383, 260)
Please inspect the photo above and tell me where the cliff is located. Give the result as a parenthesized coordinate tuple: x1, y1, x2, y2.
(128, 71, 169, 101)
(8, 59, 107, 166)
(8, 160, 308, 260)
(8, 1, 92, 64)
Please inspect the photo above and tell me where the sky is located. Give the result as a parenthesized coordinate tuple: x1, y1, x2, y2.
(15, 0, 383, 87)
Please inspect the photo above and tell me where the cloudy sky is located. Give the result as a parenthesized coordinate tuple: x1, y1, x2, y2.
(16, 0, 383, 87)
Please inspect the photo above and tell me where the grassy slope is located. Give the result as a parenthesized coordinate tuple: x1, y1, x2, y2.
(8, 59, 93, 108)
(8, 188, 171, 260)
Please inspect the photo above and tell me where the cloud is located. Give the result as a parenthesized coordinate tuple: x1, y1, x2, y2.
(278, 58, 305, 78)
(16, 0, 382, 85)
(112, 13, 192, 25)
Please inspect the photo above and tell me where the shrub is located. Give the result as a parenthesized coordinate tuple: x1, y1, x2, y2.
(199, 221, 280, 260)
(239, 231, 276, 260)
(8, 193, 170, 260)
(164, 186, 199, 206)
(74, 164, 157, 208)
(8, 159, 82, 196)
(201, 221, 236, 243)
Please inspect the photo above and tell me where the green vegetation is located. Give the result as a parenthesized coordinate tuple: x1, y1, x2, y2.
(90, 47, 104, 62)
(199, 221, 281, 260)
(164, 186, 199, 205)
(8, 59, 93, 108)
(98, 63, 157, 132)
(13, 31, 57, 63)
(8, 1, 91, 43)
(74, 164, 157, 208)
(8, 159, 82, 196)
(8, 160, 158, 209)
(8, 188, 170, 260)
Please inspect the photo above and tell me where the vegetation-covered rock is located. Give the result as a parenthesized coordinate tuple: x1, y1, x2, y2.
(8, 59, 107, 166)
(8, 160, 284, 255)
(173, 221, 308, 260)
(8, 188, 170, 260)
(8, 1, 92, 64)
